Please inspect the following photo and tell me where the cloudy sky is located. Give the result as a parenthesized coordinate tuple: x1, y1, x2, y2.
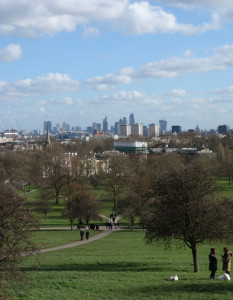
(1, 0, 233, 131)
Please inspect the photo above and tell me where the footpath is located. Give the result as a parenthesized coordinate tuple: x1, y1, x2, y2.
(38, 214, 123, 254)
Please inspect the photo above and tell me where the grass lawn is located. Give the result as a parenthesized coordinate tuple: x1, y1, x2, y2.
(7, 230, 233, 300)
(33, 230, 101, 249)
(218, 179, 233, 199)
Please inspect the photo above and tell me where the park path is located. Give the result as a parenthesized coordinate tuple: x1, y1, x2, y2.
(38, 214, 123, 254)
(39, 230, 112, 254)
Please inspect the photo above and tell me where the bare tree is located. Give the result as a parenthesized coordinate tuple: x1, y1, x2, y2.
(145, 159, 233, 272)
(62, 183, 99, 230)
(35, 188, 53, 222)
(0, 183, 38, 292)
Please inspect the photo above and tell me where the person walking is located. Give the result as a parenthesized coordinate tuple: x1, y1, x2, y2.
(80, 229, 84, 241)
(86, 231, 90, 240)
(222, 247, 232, 277)
(209, 248, 217, 279)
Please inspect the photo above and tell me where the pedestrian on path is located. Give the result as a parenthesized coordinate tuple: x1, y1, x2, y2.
(86, 231, 90, 240)
(209, 248, 217, 279)
(222, 247, 232, 277)
(80, 229, 84, 241)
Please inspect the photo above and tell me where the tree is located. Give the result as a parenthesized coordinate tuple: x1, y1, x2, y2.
(0, 183, 38, 292)
(38, 144, 68, 204)
(145, 159, 233, 272)
(35, 188, 53, 222)
(106, 155, 131, 209)
(62, 183, 99, 230)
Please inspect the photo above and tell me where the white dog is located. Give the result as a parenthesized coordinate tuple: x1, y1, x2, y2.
(217, 273, 231, 280)
(169, 275, 178, 281)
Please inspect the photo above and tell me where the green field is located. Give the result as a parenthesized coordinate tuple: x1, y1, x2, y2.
(8, 230, 233, 300)
(7, 179, 233, 299)
(33, 230, 101, 249)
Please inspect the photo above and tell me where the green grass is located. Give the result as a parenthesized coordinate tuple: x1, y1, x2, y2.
(33, 230, 101, 249)
(8, 231, 233, 300)
(218, 179, 233, 199)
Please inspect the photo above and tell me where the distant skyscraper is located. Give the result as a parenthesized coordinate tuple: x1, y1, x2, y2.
(121, 124, 131, 136)
(148, 123, 159, 137)
(143, 126, 148, 137)
(44, 120, 52, 133)
(132, 123, 143, 136)
(123, 117, 127, 125)
(159, 120, 167, 135)
(115, 122, 121, 135)
(172, 125, 182, 134)
(129, 113, 135, 125)
(103, 116, 108, 133)
(218, 124, 229, 134)
(97, 123, 101, 131)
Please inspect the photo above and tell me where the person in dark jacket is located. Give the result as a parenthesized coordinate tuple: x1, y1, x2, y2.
(209, 248, 217, 279)
(80, 229, 84, 240)
(86, 231, 90, 240)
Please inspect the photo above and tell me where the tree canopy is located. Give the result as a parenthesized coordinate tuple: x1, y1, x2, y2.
(145, 159, 233, 272)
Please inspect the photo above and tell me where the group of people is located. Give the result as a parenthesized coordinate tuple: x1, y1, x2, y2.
(80, 229, 90, 241)
(209, 247, 232, 279)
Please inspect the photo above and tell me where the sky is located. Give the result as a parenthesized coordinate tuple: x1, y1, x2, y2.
(1, 1, 233, 132)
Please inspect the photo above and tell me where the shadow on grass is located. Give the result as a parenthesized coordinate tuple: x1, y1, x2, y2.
(129, 282, 233, 296)
(23, 262, 164, 273)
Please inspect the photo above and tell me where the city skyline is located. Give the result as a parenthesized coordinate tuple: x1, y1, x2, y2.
(1, 1, 233, 130)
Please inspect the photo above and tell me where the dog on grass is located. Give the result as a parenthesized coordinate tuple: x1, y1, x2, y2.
(217, 273, 231, 280)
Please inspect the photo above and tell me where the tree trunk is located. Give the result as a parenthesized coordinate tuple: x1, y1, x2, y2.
(55, 190, 59, 204)
(191, 244, 199, 272)
(70, 219, 73, 231)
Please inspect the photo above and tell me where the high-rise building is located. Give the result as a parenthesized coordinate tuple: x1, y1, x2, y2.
(103, 116, 108, 133)
(129, 113, 135, 125)
(97, 123, 101, 131)
(115, 122, 121, 135)
(132, 123, 143, 136)
(121, 124, 131, 136)
(123, 117, 127, 125)
(218, 124, 229, 134)
(44, 120, 52, 133)
(159, 120, 167, 135)
(143, 126, 148, 137)
(148, 123, 159, 137)
(172, 125, 182, 134)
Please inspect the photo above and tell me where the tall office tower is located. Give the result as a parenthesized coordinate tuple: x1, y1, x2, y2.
(121, 124, 131, 136)
(218, 124, 229, 134)
(172, 125, 182, 134)
(159, 119, 167, 135)
(143, 126, 148, 137)
(44, 120, 52, 133)
(119, 119, 123, 125)
(129, 113, 135, 125)
(115, 122, 121, 135)
(132, 123, 143, 136)
(148, 123, 159, 137)
(92, 122, 98, 134)
(103, 116, 108, 133)
(123, 117, 127, 125)
(97, 123, 101, 131)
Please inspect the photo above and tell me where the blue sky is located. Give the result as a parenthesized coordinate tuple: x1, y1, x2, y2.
(1, 0, 233, 131)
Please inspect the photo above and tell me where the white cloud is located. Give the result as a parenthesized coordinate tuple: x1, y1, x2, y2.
(85, 44, 233, 87)
(0, 0, 220, 37)
(169, 89, 187, 96)
(0, 73, 80, 102)
(154, 0, 233, 8)
(82, 26, 100, 38)
(0, 44, 22, 62)
(90, 90, 161, 106)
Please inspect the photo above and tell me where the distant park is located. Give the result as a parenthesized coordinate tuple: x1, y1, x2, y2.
(1, 136, 233, 299)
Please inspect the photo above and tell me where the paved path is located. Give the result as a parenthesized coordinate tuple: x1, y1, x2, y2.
(37, 214, 124, 254)
(39, 230, 112, 254)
